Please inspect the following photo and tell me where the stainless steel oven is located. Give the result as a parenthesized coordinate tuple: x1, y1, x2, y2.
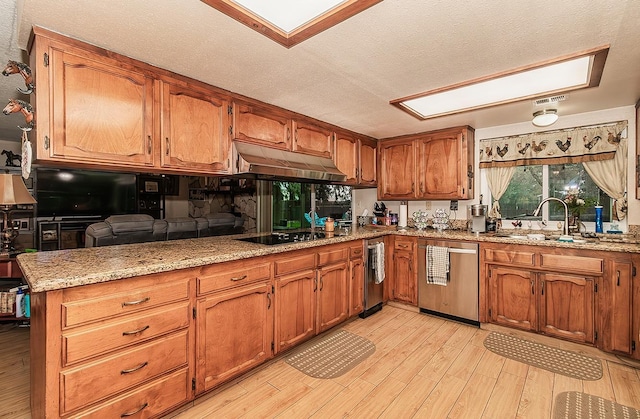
(360, 238, 384, 318)
(418, 239, 479, 326)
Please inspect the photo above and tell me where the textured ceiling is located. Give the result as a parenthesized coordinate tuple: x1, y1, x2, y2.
(0, 0, 639, 143)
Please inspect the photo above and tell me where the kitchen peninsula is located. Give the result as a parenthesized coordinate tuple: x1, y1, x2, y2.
(17, 228, 640, 418)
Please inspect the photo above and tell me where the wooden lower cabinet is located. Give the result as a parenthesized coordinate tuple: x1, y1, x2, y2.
(317, 261, 349, 333)
(539, 273, 595, 344)
(196, 281, 274, 393)
(391, 237, 417, 305)
(275, 269, 316, 353)
(482, 243, 638, 355)
(349, 257, 364, 317)
(489, 266, 537, 332)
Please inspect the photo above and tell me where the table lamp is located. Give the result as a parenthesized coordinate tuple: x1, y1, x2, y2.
(0, 174, 36, 257)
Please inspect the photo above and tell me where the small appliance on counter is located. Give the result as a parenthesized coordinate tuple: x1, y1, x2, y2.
(468, 195, 487, 234)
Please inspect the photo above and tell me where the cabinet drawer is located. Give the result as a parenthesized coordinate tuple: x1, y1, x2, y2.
(483, 248, 535, 266)
(274, 253, 315, 276)
(540, 254, 603, 275)
(62, 276, 190, 328)
(61, 330, 189, 414)
(318, 246, 349, 266)
(63, 301, 190, 365)
(67, 368, 189, 419)
(198, 260, 271, 295)
(394, 239, 414, 251)
(349, 243, 364, 260)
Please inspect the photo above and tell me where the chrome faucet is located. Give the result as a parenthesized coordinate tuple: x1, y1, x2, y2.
(533, 197, 570, 236)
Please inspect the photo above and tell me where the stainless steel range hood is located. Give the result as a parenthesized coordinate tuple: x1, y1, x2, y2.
(233, 141, 347, 183)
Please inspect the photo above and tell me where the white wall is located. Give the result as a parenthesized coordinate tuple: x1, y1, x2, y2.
(355, 105, 638, 228)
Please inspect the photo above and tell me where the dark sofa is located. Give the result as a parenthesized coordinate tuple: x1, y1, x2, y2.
(85, 213, 244, 247)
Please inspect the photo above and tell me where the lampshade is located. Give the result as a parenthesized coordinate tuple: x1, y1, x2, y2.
(532, 109, 559, 127)
(0, 174, 36, 206)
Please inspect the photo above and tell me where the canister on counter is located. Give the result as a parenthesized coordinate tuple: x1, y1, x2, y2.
(325, 217, 335, 232)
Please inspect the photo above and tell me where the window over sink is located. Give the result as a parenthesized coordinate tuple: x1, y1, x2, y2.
(494, 163, 612, 226)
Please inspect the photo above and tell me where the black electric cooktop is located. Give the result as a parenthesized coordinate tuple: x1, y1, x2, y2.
(239, 231, 327, 245)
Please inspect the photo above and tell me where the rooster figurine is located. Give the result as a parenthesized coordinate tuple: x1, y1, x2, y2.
(556, 137, 571, 152)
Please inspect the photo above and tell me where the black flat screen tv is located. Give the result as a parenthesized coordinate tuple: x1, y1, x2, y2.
(36, 168, 137, 218)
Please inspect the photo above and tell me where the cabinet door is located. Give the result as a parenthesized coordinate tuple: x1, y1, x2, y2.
(416, 131, 462, 199)
(317, 262, 349, 333)
(349, 257, 364, 317)
(48, 49, 154, 167)
(293, 120, 333, 158)
(609, 261, 633, 354)
(160, 81, 231, 173)
(275, 270, 316, 354)
(334, 133, 358, 185)
(489, 266, 537, 331)
(359, 138, 377, 186)
(232, 101, 291, 150)
(196, 282, 273, 393)
(539, 273, 595, 344)
(392, 250, 416, 304)
(378, 140, 415, 199)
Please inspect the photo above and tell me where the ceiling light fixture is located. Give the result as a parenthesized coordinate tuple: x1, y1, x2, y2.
(201, 0, 382, 48)
(390, 46, 609, 120)
(532, 109, 558, 127)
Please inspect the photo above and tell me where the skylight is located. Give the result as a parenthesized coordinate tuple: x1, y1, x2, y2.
(201, 0, 382, 48)
(231, 0, 347, 32)
(390, 46, 609, 120)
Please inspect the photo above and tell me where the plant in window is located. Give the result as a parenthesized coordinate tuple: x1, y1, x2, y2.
(560, 188, 595, 217)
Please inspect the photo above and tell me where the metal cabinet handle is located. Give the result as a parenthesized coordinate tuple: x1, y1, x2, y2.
(313, 277, 318, 291)
(121, 361, 148, 375)
(541, 281, 544, 295)
(147, 135, 152, 154)
(165, 137, 170, 155)
(122, 297, 150, 307)
(122, 325, 150, 336)
(617, 270, 620, 286)
(121, 403, 148, 417)
(320, 277, 324, 291)
(231, 274, 247, 281)
(267, 293, 271, 309)
(531, 279, 535, 295)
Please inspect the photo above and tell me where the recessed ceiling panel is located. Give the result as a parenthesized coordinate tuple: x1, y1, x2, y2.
(201, 0, 383, 47)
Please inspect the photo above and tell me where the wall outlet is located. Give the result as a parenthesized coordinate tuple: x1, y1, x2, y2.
(450, 200, 458, 211)
(424, 202, 432, 210)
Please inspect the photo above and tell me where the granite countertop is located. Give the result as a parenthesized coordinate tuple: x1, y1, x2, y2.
(17, 227, 640, 293)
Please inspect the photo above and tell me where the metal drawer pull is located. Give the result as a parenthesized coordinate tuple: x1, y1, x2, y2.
(231, 274, 248, 281)
(122, 325, 150, 336)
(122, 297, 150, 307)
(121, 402, 148, 417)
(120, 361, 148, 375)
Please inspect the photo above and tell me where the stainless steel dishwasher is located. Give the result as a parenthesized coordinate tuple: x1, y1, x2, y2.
(418, 239, 479, 326)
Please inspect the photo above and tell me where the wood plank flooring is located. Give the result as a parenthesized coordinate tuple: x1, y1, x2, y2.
(2, 305, 639, 418)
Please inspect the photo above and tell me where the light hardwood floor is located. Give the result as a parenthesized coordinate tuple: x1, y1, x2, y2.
(2, 305, 639, 418)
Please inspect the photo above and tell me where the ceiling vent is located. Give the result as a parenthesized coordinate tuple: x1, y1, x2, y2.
(533, 94, 568, 106)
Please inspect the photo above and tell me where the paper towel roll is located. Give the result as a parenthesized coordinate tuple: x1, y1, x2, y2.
(398, 202, 408, 227)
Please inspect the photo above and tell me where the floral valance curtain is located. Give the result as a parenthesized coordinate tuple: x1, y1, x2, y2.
(479, 121, 628, 168)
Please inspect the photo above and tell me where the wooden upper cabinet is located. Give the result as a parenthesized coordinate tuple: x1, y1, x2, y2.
(417, 131, 464, 199)
(43, 47, 155, 168)
(232, 101, 291, 150)
(378, 139, 415, 199)
(292, 120, 333, 158)
(359, 138, 377, 186)
(160, 81, 231, 173)
(415, 126, 474, 199)
(334, 132, 358, 185)
(378, 126, 474, 200)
